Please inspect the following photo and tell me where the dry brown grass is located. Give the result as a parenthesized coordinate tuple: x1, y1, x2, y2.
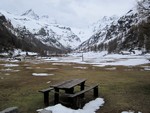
(0, 60, 150, 113)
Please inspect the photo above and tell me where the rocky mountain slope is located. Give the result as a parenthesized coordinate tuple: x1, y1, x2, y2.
(72, 15, 118, 42)
(0, 0, 149, 55)
(77, 0, 150, 54)
(0, 9, 81, 55)
(0, 13, 64, 55)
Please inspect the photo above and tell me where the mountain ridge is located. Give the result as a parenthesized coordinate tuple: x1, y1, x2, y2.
(76, 0, 150, 54)
(0, 0, 149, 55)
(0, 9, 81, 53)
(21, 9, 40, 20)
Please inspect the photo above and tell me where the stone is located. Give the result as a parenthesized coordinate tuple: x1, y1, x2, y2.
(0, 107, 18, 113)
(38, 109, 52, 113)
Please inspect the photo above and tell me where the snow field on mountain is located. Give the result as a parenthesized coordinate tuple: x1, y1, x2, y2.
(0, 10, 81, 49)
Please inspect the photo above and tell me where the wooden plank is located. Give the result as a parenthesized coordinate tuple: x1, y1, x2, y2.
(50, 78, 86, 89)
(39, 87, 53, 93)
(67, 84, 99, 98)
(50, 80, 72, 87)
(58, 79, 86, 89)
(39, 87, 54, 106)
(66, 84, 99, 109)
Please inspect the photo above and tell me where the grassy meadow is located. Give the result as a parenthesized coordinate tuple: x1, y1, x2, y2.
(0, 59, 150, 113)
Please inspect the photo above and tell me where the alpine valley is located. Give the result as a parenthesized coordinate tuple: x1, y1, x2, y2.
(0, 0, 150, 56)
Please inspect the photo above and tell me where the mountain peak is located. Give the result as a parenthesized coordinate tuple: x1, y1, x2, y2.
(22, 9, 34, 16)
(101, 15, 118, 22)
(21, 9, 39, 20)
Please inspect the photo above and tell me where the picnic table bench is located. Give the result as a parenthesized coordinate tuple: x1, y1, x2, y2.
(39, 87, 54, 106)
(66, 84, 99, 108)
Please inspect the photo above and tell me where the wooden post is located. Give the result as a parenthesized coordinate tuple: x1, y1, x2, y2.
(80, 81, 85, 98)
(81, 82, 85, 90)
(71, 97, 78, 109)
(54, 88, 59, 104)
(44, 92, 49, 106)
(82, 52, 84, 62)
(94, 86, 99, 97)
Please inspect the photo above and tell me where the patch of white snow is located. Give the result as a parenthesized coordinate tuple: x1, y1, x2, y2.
(37, 98, 104, 113)
(73, 67, 88, 69)
(32, 73, 54, 76)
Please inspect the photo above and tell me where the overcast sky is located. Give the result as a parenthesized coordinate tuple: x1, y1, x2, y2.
(0, 0, 137, 28)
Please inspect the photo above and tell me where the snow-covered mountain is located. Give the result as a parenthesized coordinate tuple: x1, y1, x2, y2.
(0, 0, 149, 55)
(76, 16, 119, 51)
(77, 0, 150, 53)
(0, 9, 81, 51)
(72, 16, 118, 42)
(22, 9, 57, 24)
(90, 15, 118, 33)
(21, 9, 40, 20)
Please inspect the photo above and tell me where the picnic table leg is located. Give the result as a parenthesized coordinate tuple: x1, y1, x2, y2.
(81, 81, 85, 90)
(94, 86, 99, 97)
(44, 92, 49, 106)
(70, 97, 78, 109)
(80, 81, 85, 98)
(54, 88, 59, 104)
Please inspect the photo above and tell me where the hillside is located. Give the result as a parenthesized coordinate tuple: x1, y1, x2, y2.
(0, 9, 81, 55)
(0, 0, 150, 56)
(77, 0, 150, 54)
(0, 13, 66, 55)
(72, 15, 118, 42)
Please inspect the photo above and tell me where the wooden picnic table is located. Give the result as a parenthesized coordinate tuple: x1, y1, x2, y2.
(39, 78, 99, 108)
(50, 78, 87, 104)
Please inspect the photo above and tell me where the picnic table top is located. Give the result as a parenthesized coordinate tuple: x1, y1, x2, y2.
(50, 78, 86, 89)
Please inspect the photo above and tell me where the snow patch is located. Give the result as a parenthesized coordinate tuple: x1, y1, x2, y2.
(26, 67, 33, 69)
(46, 81, 51, 84)
(52, 63, 72, 66)
(44, 58, 58, 61)
(73, 67, 88, 69)
(102, 59, 149, 66)
(93, 64, 106, 67)
(32, 73, 54, 76)
(42, 51, 150, 67)
(105, 67, 116, 70)
(0, 64, 19, 67)
(141, 66, 150, 71)
(37, 98, 104, 113)
(144, 67, 150, 71)
(1, 68, 20, 72)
